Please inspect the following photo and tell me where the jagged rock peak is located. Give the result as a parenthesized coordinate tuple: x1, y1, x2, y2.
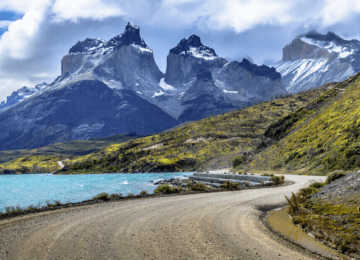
(104, 22, 147, 50)
(236, 59, 281, 81)
(68, 22, 150, 55)
(170, 35, 218, 60)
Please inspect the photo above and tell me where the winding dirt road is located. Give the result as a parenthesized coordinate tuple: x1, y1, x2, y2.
(0, 175, 327, 260)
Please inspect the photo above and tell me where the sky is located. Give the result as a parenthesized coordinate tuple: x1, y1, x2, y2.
(1, 0, 360, 101)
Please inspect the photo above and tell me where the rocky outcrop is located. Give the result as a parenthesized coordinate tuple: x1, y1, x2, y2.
(215, 59, 286, 102)
(283, 38, 329, 61)
(178, 68, 237, 122)
(60, 22, 164, 100)
(165, 35, 227, 87)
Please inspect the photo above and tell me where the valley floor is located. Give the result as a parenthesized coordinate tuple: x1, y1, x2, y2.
(0, 175, 329, 260)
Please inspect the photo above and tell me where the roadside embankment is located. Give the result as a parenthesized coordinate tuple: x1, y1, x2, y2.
(286, 171, 360, 259)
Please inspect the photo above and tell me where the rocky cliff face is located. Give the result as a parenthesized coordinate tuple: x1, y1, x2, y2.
(273, 31, 360, 93)
(160, 36, 287, 121)
(215, 59, 284, 102)
(0, 23, 288, 150)
(60, 22, 164, 99)
(282, 39, 329, 61)
(165, 35, 227, 87)
(178, 68, 236, 122)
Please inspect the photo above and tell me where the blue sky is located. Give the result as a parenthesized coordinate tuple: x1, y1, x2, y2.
(0, 11, 22, 36)
(1, 0, 360, 101)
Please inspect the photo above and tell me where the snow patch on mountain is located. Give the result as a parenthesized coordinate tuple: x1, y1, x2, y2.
(300, 37, 358, 56)
(159, 78, 175, 91)
(180, 47, 218, 60)
(223, 89, 238, 94)
(131, 44, 153, 53)
(152, 90, 164, 98)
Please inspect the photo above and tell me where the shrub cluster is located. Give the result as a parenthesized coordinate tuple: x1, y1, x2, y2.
(326, 171, 345, 184)
(91, 192, 110, 201)
(232, 155, 246, 168)
(270, 175, 285, 185)
(220, 180, 240, 190)
(154, 183, 183, 194)
(188, 182, 209, 191)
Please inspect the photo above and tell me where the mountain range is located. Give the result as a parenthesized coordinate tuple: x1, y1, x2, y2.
(1, 25, 360, 151)
(0, 23, 286, 151)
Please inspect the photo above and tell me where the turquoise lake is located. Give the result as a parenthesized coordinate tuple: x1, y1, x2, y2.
(0, 173, 191, 211)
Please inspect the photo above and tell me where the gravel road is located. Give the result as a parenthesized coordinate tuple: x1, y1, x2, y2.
(0, 175, 327, 260)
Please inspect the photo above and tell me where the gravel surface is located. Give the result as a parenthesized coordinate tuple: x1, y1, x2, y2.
(312, 170, 360, 202)
(0, 175, 326, 260)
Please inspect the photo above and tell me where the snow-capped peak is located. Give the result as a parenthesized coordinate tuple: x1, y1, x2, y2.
(126, 22, 139, 31)
(68, 22, 148, 56)
(300, 37, 357, 58)
(298, 31, 360, 59)
(170, 35, 218, 60)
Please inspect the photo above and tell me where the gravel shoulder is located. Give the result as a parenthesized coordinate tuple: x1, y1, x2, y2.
(0, 175, 327, 260)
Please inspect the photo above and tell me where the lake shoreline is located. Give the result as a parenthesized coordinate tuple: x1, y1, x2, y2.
(0, 181, 291, 221)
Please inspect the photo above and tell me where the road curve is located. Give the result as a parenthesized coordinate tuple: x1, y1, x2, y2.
(0, 175, 326, 260)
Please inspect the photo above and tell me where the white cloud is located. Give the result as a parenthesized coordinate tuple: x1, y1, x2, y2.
(322, 0, 360, 27)
(51, 0, 123, 22)
(0, 0, 51, 59)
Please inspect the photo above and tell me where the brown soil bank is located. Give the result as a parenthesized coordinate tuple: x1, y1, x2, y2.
(0, 175, 327, 260)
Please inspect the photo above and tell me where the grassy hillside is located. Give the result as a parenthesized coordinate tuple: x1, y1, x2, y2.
(56, 86, 332, 174)
(0, 133, 140, 174)
(0, 155, 61, 174)
(246, 73, 360, 174)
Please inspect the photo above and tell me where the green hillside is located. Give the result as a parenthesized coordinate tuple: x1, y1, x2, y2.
(246, 73, 360, 175)
(56, 85, 332, 174)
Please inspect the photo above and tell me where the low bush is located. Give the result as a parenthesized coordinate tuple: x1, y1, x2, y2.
(154, 183, 182, 194)
(92, 192, 110, 201)
(140, 190, 148, 196)
(309, 181, 325, 189)
(326, 171, 345, 184)
(221, 180, 240, 190)
(110, 193, 121, 198)
(270, 175, 285, 185)
(285, 192, 300, 215)
(189, 182, 210, 191)
(127, 193, 134, 197)
(232, 155, 245, 168)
